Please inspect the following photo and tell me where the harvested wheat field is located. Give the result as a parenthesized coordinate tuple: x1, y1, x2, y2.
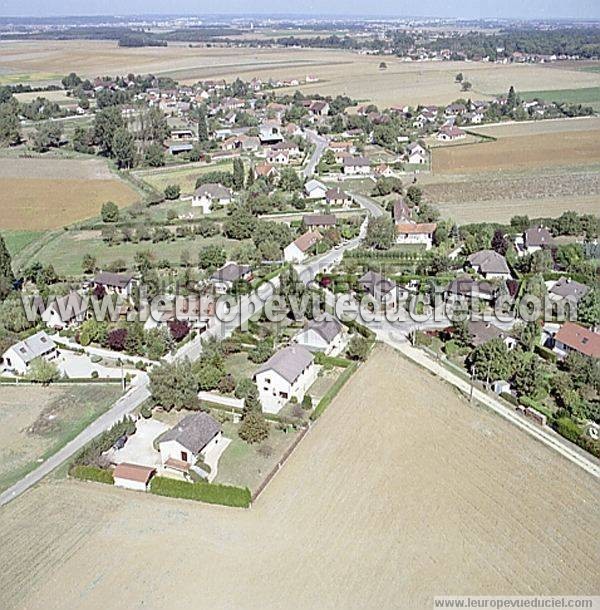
(3, 40, 600, 106)
(0, 346, 598, 610)
(0, 158, 139, 230)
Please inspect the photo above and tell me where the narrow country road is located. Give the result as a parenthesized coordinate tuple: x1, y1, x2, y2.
(303, 129, 328, 178)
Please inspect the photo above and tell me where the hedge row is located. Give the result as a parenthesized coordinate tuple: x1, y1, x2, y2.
(149, 476, 251, 508)
(311, 362, 358, 421)
(70, 464, 114, 485)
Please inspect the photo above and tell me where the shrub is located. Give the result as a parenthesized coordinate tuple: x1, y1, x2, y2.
(70, 464, 114, 484)
(90, 370, 99, 379)
(164, 184, 181, 200)
(239, 411, 269, 444)
(149, 476, 251, 508)
(140, 403, 152, 419)
(90, 354, 102, 364)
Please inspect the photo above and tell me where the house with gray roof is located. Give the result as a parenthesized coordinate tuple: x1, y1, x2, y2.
(548, 277, 590, 305)
(157, 412, 222, 474)
(294, 314, 345, 354)
(466, 250, 511, 280)
(93, 271, 135, 297)
(41, 291, 87, 330)
(254, 345, 318, 413)
(524, 226, 554, 253)
(210, 263, 253, 294)
(192, 183, 233, 214)
(2, 331, 58, 375)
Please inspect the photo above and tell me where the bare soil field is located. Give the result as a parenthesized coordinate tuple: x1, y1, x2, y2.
(2, 41, 600, 106)
(0, 384, 121, 494)
(0, 346, 598, 610)
(0, 158, 139, 230)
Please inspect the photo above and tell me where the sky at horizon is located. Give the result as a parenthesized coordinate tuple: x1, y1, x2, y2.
(0, 1, 599, 20)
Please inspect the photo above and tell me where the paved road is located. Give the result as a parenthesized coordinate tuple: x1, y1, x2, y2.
(303, 130, 328, 178)
(349, 192, 386, 218)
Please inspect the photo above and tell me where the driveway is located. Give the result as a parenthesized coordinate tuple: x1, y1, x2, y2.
(57, 352, 123, 380)
(110, 418, 169, 468)
(203, 436, 232, 482)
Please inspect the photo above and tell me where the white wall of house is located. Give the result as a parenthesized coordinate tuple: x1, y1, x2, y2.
(159, 432, 223, 467)
(113, 477, 148, 492)
(1, 347, 29, 374)
(307, 186, 327, 199)
(396, 233, 433, 250)
(255, 365, 318, 414)
(41, 306, 85, 330)
(294, 328, 342, 354)
(284, 242, 307, 263)
(343, 165, 371, 175)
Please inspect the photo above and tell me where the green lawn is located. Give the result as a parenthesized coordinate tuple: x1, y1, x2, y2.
(32, 230, 250, 276)
(134, 161, 234, 195)
(215, 419, 302, 492)
(0, 384, 122, 493)
(223, 352, 258, 382)
(521, 86, 600, 110)
(0, 229, 45, 257)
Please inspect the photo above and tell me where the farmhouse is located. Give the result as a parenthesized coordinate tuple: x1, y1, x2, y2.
(466, 250, 511, 280)
(294, 314, 345, 354)
(158, 412, 223, 474)
(325, 187, 352, 207)
(93, 271, 135, 297)
(210, 263, 253, 294)
(41, 291, 87, 330)
(254, 345, 318, 413)
(304, 179, 327, 199)
(1, 331, 58, 375)
(395, 222, 437, 250)
(342, 156, 371, 175)
(437, 125, 466, 141)
(113, 463, 156, 492)
(192, 183, 233, 213)
(553, 322, 600, 359)
(302, 214, 336, 230)
(309, 100, 330, 117)
(284, 231, 322, 263)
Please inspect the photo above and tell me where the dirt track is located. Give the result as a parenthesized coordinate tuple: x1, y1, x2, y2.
(0, 346, 598, 610)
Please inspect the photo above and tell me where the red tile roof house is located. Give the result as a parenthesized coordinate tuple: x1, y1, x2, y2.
(395, 222, 437, 250)
(436, 125, 466, 141)
(283, 231, 323, 263)
(553, 322, 600, 359)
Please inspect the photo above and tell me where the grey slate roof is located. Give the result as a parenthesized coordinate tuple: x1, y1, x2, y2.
(254, 345, 314, 384)
(343, 156, 370, 167)
(9, 331, 56, 364)
(467, 250, 510, 275)
(305, 314, 343, 343)
(525, 226, 554, 248)
(211, 263, 251, 283)
(93, 271, 134, 289)
(549, 277, 590, 302)
(302, 214, 336, 227)
(467, 321, 508, 347)
(194, 183, 232, 199)
(392, 198, 412, 223)
(159, 413, 221, 455)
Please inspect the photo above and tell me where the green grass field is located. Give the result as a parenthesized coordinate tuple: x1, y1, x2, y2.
(32, 230, 250, 276)
(521, 86, 600, 110)
(0, 230, 45, 257)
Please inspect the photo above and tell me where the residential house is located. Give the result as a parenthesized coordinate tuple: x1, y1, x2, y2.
(113, 463, 155, 492)
(466, 250, 511, 280)
(41, 291, 87, 330)
(144, 295, 215, 333)
(548, 277, 590, 305)
(158, 412, 223, 474)
(342, 156, 371, 175)
(445, 276, 497, 303)
(259, 123, 284, 145)
(445, 103, 467, 116)
(253, 162, 280, 182)
(328, 140, 355, 154)
(309, 100, 329, 117)
(266, 149, 290, 165)
(466, 320, 517, 349)
(325, 187, 352, 207)
(302, 214, 336, 230)
(392, 198, 412, 223)
(437, 125, 466, 141)
(271, 140, 301, 157)
(304, 179, 327, 199)
(373, 163, 395, 178)
(254, 345, 318, 413)
(405, 142, 428, 165)
(524, 226, 554, 253)
(192, 183, 233, 213)
(170, 129, 195, 141)
(284, 231, 322, 263)
(294, 314, 345, 354)
(210, 263, 253, 294)
(395, 222, 437, 250)
(358, 270, 401, 309)
(1, 331, 58, 375)
(553, 322, 600, 359)
(93, 271, 135, 298)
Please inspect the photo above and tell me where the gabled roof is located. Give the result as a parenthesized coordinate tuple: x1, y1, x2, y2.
(113, 463, 155, 484)
(343, 156, 370, 167)
(395, 222, 437, 235)
(549, 277, 590, 302)
(466, 321, 508, 347)
(359, 270, 396, 296)
(392, 198, 412, 223)
(446, 276, 496, 297)
(7, 331, 56, 364)
(194, 183, 232, 199)
(255, 345, 314, 384)
(290, 231, 322, 253)
(555, 322, 600, 358)
(467, 250, 510, 275)
(93, 271, 134, 289)
(305, 179, 326, 193)
(524, 226, 554, 247)
(325, 187, 349, 200)
(211, 263, 251, 283)
(304, 314, 343, 343)
(303, 214, 336, 227)
(159, 413, 221, 455)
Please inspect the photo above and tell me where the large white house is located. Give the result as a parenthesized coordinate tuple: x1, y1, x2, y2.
(294, 314, 345, 354)
(254, 345, 318, 414)
(158, 412, 222, 474)
(395, 222, 437, 250)
(192, 183, 233, 214)
(1, 331, 58, 375)
(41, 291, 87, 330)
(342, 156, 371, 175)
(284, 231, 322, 263)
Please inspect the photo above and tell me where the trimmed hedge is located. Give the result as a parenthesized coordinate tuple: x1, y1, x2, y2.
(70, 465, 114, 485)
(311, 362, 358, 420)
(519, 396, 553, 420)
(534, 345, 558, 363)
(149, 476, 251, 508)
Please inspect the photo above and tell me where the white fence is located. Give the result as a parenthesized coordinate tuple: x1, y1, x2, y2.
(197, 391, 245, 409)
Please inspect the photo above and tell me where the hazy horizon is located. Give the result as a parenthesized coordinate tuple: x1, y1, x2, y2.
(1, 1, 599, 20)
